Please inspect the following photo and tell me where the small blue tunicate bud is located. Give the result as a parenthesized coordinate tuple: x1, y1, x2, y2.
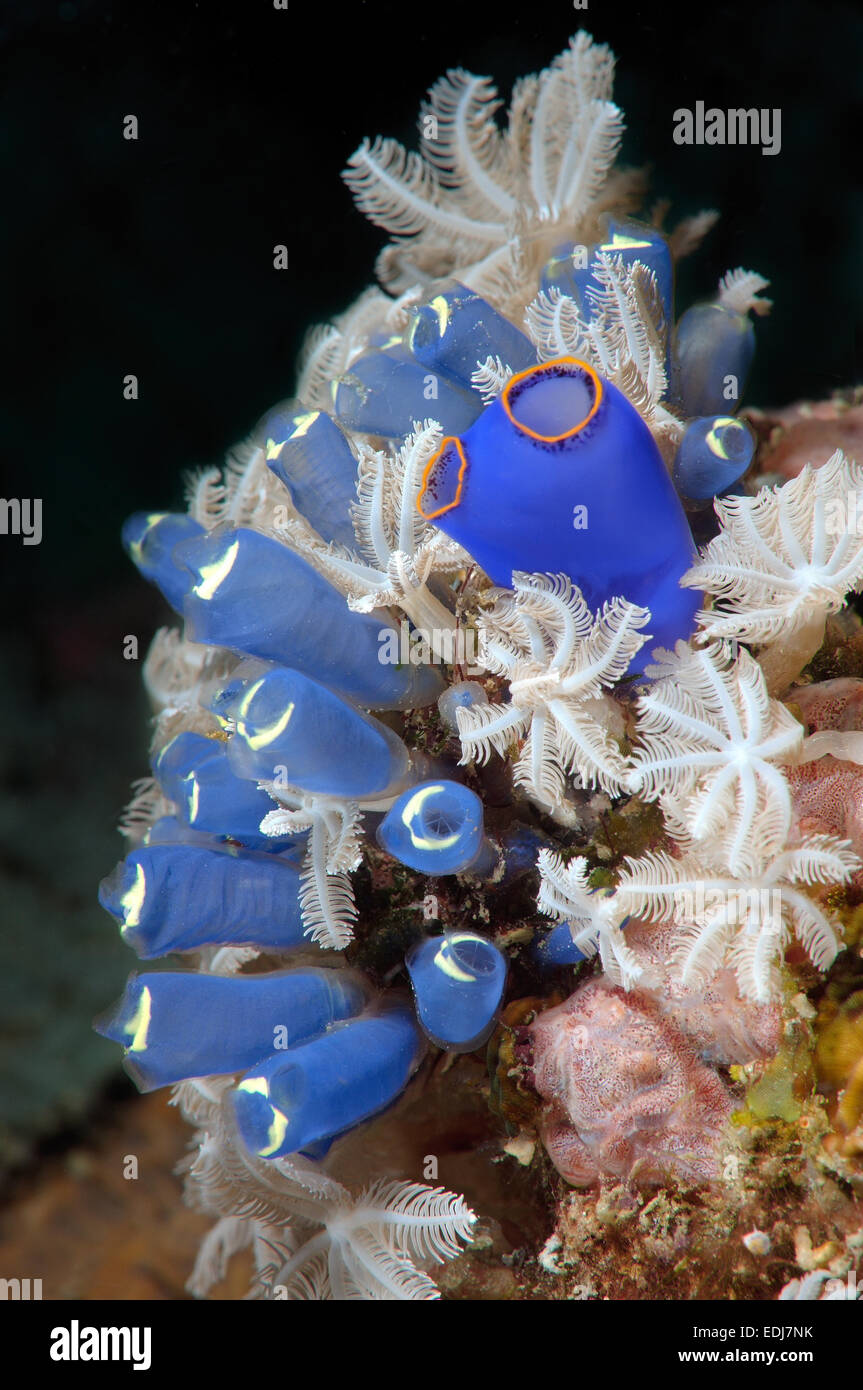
(98, 843, 308, 958)
(258, 402, 359, 550)
(122, 512, 205, 613)
(672, 415, 756, 502)
(224, 666, 413, 800)
(437, 680, 488, 733)
(674, 302, 755, 417)
(231, 1006, 424, 1157)
(498, 823, 559, 885)
(408, 284, 536, 391)
(377, 780, 487, 874)
(533, 921, 589, 968)
(406, 932, 507, 1051)
(174, 527, 443, 710)
(331, 348, 480, 438)
(94, 968, 368, 1091)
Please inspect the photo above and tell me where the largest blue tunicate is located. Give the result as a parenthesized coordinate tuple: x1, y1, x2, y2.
(417, 356, 700, 660)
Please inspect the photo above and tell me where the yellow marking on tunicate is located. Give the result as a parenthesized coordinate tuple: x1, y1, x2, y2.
(186, 774, 200, 824)
(400, 784, 461, 853)
(237, 1075, 269, 1097)
(120, 861, 147, 932)
(705, 417, 739, 459)
(193, 539, 240, 600)
(258, 1104, 289, 1157)
(265, 436, 287, 460)
(429, 294, 450, 338)
(289, 411, 319, 440)
(601, 233, 653, 251)
(126, 986, 152, 1053)
(128, 513, 167, 567)
(434, 933, 482, 984)
(236, 682, 295, 751)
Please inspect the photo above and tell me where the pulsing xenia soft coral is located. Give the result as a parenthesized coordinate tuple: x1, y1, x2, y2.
(100, 28, 863, 1299)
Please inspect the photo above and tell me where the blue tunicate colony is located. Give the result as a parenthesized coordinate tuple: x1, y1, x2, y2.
(99, 210, 767, 1164)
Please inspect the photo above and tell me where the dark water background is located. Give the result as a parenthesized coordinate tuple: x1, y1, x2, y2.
(0, 0, 861, 1169)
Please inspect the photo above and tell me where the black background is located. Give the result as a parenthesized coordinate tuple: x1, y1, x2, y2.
(3, 0, 862, 599)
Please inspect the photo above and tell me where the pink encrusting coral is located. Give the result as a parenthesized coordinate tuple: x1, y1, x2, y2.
(529, 978, 736, 1187)
(527, 921, 782, 1188)
(791, 677, 863, 733)
(623, 920, 782, 1066)
(787, 678, 863, 883)
(787, 760, 863, 886)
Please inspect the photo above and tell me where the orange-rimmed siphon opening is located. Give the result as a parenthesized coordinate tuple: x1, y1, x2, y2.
(502, 356, 602, 443)
(417, 437, 469, 520)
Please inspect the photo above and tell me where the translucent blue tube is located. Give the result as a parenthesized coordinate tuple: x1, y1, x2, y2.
(674, 302, 755, 416)
(533, 922, 589, 968)
(94, 968, 369, 1092)
(377, 780, 487, 874)
(331, 347, 481, 439)
(540, 220, 673, 326)
(540, 241, 590, 305)
(534, 915, 631, 969)
(259, 402, 359, 550)
(122, 512, 205, 613)
(224, 666, 412, 800)
(142, 815, 224, 849)
(417, 357, 700, 662)
(152, 731, 294, 849)
(407, 284, 537, 389)
(498, 823, 558, 886)
(406, 932, 507, 1050)
(176, 527, 443, 710)
(672, 415, 755, 501)
(141, 813, 305, 862)
(98, 843, 307, 958)
(231, 1006, 424, 1158)
(593, 218, 673, 325)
